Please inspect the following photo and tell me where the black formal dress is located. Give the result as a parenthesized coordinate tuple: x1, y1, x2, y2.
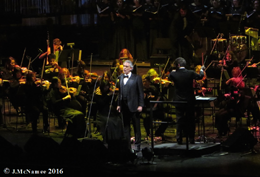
(118, 72, 144, 150)
(168, 67, 204, 143)
(169, 11, 197, 68)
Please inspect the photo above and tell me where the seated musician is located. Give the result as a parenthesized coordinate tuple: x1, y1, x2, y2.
(94, 79, 123, 143)
(215, 67, 247, 138)
(142, 74, 170, 140)
(45, 54, 60, 73)
(249, 84, 260, 126)
(58, 68, 80, 88)
(193, 65, 207, 96)
(47, 77, 85, 137)
(44, 54, 61, 80)
(8, 68, 26, 111)
(118, 48, 134, 64)
(76, 60, 87, 78)
(1, 57, 16, 80)
(24, 71, 49, 133)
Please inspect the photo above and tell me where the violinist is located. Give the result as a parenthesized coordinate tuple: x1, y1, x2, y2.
(0, 57, 17, 98)
(58, 68, 79, 88)
(8, 68, 26, 111)
(47, 77, 85, 137)
(44, 54, 61, 80)
(142, 74, 169, 140)
(76, 60, 87, 78)
(193, 65, 207, 96)
(24, 71, 49, 133)
(45, 54, 61, 73)
(1, 57, 16, 80)
(215, 66, 246, 138)
(225, 66, 245, 89)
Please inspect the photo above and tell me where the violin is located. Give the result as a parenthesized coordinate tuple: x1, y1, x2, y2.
(59, 85, 77, 97)
(14, 65, 30, 74)
(68, 76, 81, 84)
(35, 79, 51, 89)
(89, 72, 99, 79)
(152, 77, 172, 85)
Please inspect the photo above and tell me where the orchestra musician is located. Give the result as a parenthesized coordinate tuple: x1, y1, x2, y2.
(117, 60, 144, 152)
(118, 48, 134, 64)
(39, 38, 63, 65)
(8, 68, 26, 111)
(1, 57, 16, 80)
(24, 71, 49, 133)
(193, 64, 207, 96)
(47, 77, 85, 137)
(168, 57, 205, 144)
(215, 66, 247, 138)
(44, 54, 61, 80)
(142, 74, 170, 141)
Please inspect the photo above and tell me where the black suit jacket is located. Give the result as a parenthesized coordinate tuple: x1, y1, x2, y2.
(168, 68, 204, 103)
(118, 73, 144, 112)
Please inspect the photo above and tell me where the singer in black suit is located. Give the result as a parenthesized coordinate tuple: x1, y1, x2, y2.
(117, 60, 144, 152)
(168, 57, 204, 144)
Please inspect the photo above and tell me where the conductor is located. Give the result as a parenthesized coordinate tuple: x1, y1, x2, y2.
(168, 57, 205, 144)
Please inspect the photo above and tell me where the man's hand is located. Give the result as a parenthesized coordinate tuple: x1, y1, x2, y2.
(117, 106, 121, 113)
(137, 106, 142, 112)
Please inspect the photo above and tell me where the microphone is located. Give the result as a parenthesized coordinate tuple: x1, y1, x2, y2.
(38, 48, 43, 53)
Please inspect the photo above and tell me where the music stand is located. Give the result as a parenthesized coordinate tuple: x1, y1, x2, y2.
(58, 49, 71, 68)
(150, 57, 169, 68)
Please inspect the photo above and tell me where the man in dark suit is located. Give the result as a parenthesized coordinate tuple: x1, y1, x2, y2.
(117, 60, 144, 152)
(168, 57, 204, 144)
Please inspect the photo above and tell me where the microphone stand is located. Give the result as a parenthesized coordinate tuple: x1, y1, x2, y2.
(104, 78, 119, 143)
(84, 76, 101, 138)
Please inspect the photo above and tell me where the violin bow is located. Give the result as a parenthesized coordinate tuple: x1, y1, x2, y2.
(20, 47, 26, 67)
(63, 73, 70, 95)
(238, 56, 254, 78)
(41, 31, 49, 81)
(89, 53, 93, 74)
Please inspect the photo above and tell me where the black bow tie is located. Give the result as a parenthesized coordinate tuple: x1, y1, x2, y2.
(124, 75, 129, 78)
